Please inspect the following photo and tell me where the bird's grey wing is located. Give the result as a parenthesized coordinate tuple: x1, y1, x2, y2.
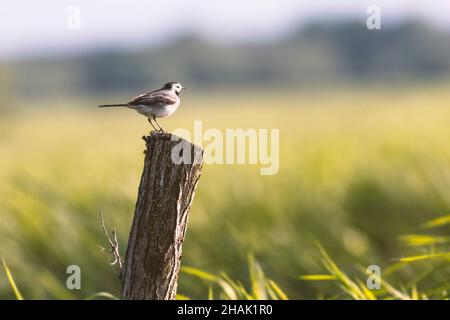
(128, 91, 177, 106)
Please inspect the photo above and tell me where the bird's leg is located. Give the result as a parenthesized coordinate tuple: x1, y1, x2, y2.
(147, 118, 158, 132)
(153, 117, 165, 132)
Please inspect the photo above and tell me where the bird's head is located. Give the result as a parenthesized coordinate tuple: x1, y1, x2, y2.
(163, 81, 186, 95)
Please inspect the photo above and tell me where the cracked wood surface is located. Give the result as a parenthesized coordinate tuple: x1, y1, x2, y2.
(121, 132, 203, 300)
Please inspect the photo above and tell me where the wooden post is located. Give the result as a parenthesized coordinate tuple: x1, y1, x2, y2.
(121, 132, 203, 300)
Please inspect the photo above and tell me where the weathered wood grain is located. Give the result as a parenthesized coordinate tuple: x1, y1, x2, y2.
(121, 132, 203, 300)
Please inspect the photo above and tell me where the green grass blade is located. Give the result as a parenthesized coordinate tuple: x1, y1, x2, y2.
(217, 278, 238, 300)
(422, 215, 450, 229)
(220, 273, 253, 299)
(247, 254, 267, 300)
(317, 245, 366, 299)
(2, 259, 24, 300)
(381, 280, 411, 300)
(399, 234, 450, 247)
(299, 274, 337, 281)
(236, 282, 254, 300)
(181, 266, 217, 281)
(397, 252, 450, 263)
(411, 285, 419, 300)
(208, 286, 213, 300)
(268, 279, 288, 300)
(357, 280, 377, 300)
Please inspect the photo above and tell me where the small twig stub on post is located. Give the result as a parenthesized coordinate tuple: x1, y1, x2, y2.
(121, 132, 203, 300)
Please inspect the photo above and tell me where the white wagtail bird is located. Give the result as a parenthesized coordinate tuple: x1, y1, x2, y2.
(98, 81, 185, 132)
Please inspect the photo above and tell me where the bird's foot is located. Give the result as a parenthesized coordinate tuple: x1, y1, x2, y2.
(149, 129, 166, 135)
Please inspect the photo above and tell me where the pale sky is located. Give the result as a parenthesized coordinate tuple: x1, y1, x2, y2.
(1, 0, 450, 60)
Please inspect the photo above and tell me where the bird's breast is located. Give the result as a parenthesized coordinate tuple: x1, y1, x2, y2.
(136, 100, 180, 118)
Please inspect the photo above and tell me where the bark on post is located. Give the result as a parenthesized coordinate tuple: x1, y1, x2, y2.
(121, 132, 203, 300)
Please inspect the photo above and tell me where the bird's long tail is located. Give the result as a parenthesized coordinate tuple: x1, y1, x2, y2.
(98, 104, 128, 108)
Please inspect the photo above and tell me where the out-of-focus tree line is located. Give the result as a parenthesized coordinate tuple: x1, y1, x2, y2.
(3, 21, 450, 100)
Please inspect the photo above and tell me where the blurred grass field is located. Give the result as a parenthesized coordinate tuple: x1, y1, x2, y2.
(0, 85, 450, 299)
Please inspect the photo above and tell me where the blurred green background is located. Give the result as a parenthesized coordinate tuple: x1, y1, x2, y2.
(0, 1, 450, 299)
